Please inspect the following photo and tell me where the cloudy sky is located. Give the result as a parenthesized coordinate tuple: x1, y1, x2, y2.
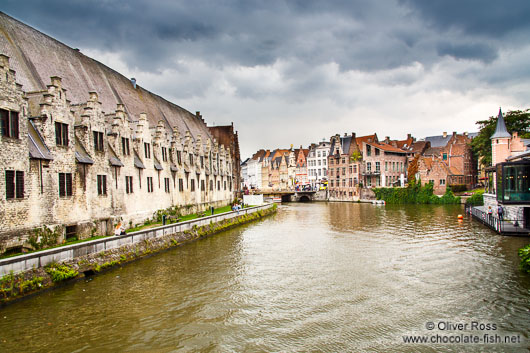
(4, 0, 530, 158)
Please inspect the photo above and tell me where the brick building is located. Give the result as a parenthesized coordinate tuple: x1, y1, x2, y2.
(328, 133, 362, 201)
(207, 121, 241, 195)
(359, 135, 408, 188)
(418, 131, 476, 194)
(294, 146, 309, 186)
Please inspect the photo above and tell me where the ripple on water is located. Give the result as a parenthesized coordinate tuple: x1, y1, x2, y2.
(0, 203, 528, 352)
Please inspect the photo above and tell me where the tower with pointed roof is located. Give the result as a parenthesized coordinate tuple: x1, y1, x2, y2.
(491, 108, 512, 166)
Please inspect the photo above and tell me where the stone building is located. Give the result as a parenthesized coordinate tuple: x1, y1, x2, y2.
(0, 14, 234, 253)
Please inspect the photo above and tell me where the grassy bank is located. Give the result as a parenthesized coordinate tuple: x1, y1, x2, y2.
(0, 204, 277, 304)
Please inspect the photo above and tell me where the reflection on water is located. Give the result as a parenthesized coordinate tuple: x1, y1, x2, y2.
(0, 202, 528, 352)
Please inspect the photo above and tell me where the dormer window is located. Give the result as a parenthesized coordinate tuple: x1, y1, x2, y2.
(144, 143, 151, 159)
(177, 151, 182, 164)
(0, 109, 19, 139)
(55, 122, 68, 146)
(93, 131, 104, 152)
(162, 147, 168, 162)
(122, 137, 130, 155)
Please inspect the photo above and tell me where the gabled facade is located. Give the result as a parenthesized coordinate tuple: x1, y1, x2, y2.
(328, 133, 362, 201)
(307, 141, 330, 187)
(294, 146, 309, 186)
(418, 131, 476, 194)
(0, 57, 234, 253)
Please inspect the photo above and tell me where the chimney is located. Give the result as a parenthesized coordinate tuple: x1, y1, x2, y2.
(464, 131, 468, 137)
(452, 131, 457, 137)
(0, 54, 10, 69)
(89, 91, 99, 102)
(351, 132, 356, 141)
(344, 133, 347, 137)
(131, 78, 136, 89)
(385, 136, 390, 144)
(442, 131, 447, 138)
(50, 76, 62, 87)
(407, 133, 411, 139)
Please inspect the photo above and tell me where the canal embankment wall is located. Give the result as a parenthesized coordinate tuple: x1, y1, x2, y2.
(0, 203, 277, 304)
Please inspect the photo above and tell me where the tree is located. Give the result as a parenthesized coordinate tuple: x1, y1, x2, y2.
(471, 109, 530, 167)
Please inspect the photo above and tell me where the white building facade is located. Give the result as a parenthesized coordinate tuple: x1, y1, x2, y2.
(307, 141, 330, 187)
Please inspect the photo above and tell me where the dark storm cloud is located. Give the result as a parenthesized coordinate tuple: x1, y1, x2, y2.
(436, 41, 497, 63)
(399, 0, 530, 38)
(5, 0, 530, 76)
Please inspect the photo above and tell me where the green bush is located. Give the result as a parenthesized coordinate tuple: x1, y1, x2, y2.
(45, 263, 78, 282)
(373, 180, 460, 204)
(465, 190, 484, 206)
(519, 244, 530, 274)
(449, 184, 467, 193)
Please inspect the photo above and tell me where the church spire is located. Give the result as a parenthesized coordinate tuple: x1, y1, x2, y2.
(490, 107, 511, 139)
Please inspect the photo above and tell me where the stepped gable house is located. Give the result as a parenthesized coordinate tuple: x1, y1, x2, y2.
(0, 13, 237, 253)
(418, 131, 476, 194)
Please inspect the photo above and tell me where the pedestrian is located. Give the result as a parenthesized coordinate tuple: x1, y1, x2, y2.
(497, 205, 504, 221)
(114, 222, 125, 236)
(487, 207, 493, 222)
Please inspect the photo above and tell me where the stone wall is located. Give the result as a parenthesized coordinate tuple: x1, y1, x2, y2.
(483, 193, 525, 222)
(0, 56, 235, 253)
(0, 203, 276, 303)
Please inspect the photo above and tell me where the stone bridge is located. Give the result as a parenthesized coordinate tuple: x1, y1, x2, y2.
(258, 190, 327, 202)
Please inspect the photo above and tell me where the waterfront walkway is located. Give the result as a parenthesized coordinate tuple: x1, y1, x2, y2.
(466, 205, 530, 236)
(0, 203, 274, 276)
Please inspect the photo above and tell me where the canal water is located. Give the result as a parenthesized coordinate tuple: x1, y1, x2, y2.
(0, 203, 529, 352)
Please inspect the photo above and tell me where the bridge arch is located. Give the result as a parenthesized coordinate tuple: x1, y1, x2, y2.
(298, 195, 311, 202)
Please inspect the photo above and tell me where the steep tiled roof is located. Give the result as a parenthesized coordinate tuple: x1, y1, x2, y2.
(355, 134, 377, 146)
(370, 142, 407, 153)
(28, 120, 53, 160)
(0, 12, 212, 142)
(108, 143, 124, 167)
(423, 147, 442, 156)
(407, 141, 430, 153)
(154, 157, 163, 170)
(75, 138, 94, 164)
(395, 137, 414, 149)
(134, 151, 145, 169)
(424, 134, 452, 148)
(449, 166, 462, 175)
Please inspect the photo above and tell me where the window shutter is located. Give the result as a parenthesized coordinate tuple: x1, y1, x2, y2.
(63, 124, 68, 146)
(59, 173, 65, 197)
(11, 112, 19, 139)
(103, 175, 107, 195)
(55, 123, 61, 145)
(15, 171, 24, 198)
(5, 170, 15, 199)
(66, 173, 72, 196)
(0, 109, 8, 136)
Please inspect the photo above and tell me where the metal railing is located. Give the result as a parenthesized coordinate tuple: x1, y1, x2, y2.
(465, 204, 529, 235)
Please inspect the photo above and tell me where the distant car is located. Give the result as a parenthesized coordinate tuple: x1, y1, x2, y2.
(319, 186, 327, 190)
